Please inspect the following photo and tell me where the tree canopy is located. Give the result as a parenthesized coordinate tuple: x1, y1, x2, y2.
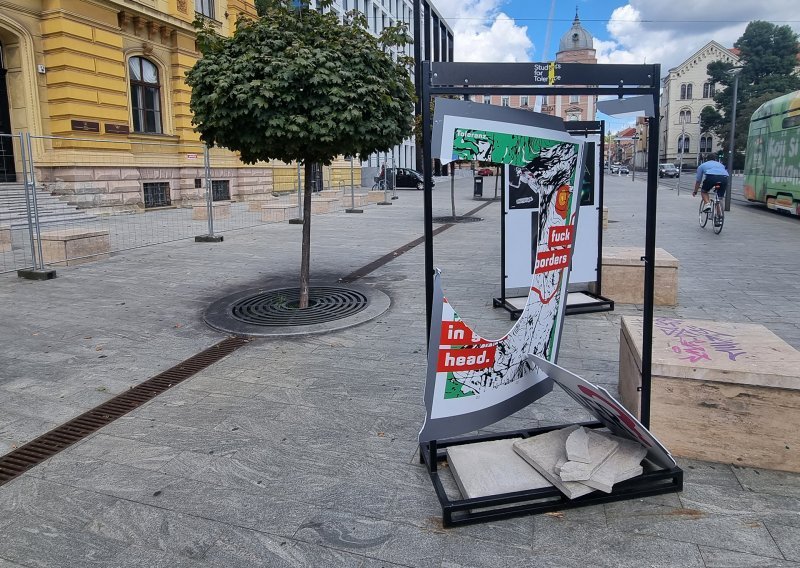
(186, 0, 415, 308)
(186, 0, 415, 166)
(700, 21, 800, 167)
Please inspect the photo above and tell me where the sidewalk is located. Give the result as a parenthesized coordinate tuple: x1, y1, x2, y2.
(0, 174, 799, 567)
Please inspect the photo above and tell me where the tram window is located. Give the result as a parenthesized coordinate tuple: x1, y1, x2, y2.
(782, 115, 800, 129)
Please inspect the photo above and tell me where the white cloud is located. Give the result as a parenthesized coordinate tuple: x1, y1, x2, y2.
(598, 0, 800, 73)
(430, 0, 533, 62)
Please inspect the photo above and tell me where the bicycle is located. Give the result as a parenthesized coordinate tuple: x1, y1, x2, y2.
(371, 176, 386, 191)
(698, 181, 724, 234)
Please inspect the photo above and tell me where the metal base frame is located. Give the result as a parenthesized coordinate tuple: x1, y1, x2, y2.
(419, 422, 683, 528)
(492, 291, 614, 319)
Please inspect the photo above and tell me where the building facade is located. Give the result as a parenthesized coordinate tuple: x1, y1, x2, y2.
(0, 0, 451, 211)
(1, 0, 273, 211)
(660, 40, 739, 167)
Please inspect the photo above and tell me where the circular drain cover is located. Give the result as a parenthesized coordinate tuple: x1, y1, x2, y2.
(232, 286, 368, 326)
(204, 284, 390, 337)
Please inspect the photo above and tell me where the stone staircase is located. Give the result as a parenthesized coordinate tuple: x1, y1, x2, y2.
(0, 183, 96, 229)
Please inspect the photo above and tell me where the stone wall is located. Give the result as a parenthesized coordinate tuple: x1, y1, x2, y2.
(36, 165, 274, 213)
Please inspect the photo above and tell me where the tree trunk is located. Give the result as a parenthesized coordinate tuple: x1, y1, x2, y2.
(299, 161, 313, 309)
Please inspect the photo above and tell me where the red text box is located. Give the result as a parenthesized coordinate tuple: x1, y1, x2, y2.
(534, 249, 570, 274)
(437, 346, 496, 372)
(548, 225, 574, 248)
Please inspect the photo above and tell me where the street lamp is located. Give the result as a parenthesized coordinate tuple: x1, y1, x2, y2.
(724, 66, 743, 212)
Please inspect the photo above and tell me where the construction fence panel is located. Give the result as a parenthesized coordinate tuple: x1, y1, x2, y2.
(0, 133, 35, 274)
(2, 133, 366, 272)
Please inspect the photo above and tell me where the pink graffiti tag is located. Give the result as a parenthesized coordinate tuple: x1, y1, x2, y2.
(655, 318, 747, 362)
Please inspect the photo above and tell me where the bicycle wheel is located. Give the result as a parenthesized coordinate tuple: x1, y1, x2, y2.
(699, 200, 709, 228)
(713, 205, 724, 234)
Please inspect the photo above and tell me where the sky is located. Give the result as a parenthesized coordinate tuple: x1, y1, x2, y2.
(429, 0, 800, 131)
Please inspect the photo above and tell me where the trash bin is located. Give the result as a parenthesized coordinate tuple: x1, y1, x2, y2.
(473, 176, 484, 197)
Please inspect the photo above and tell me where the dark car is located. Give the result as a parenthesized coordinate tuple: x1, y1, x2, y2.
(476, 167, 493, 176)
(658, 163, 680, 178)
(392, 168, 432, 190)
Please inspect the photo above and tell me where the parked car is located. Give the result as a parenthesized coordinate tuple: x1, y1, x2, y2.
(392, 168, 432, 190)
(618, 165, 630, 175)
(476, 168, 494, 176)
(609, 163, 621, 174)
(658, 163, 680, 178)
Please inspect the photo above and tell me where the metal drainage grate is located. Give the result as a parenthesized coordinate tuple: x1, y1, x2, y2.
(432, 215, 483, 224)
(0, 336, 249, 486)
(231, 286, 369, 326)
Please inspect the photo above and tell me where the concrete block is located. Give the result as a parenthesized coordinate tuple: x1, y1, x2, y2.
(447, 438, 552, 499)
(565, 426, 590, 463)
(512, 425, 596, 499)
(582, 434, 647, 493)
(367, 191, 389, 204)
(558, 428, 619, 482)
(620, 316, 800, 473)
(261, 204, 298, 223)
(310, 197, 339, 214)
(601, 247, 678, 306)
(35, 228, 111, 267)
(192, 202, 230, 220)
(0, 225, 10, 252)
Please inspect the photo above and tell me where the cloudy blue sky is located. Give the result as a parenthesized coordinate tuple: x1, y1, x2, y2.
(429, 0, 799, 129)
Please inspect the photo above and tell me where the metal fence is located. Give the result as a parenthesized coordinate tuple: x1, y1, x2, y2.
(0, 133, 364, 275)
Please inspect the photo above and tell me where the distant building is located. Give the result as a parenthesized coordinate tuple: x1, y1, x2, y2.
(660, 41, 739, 167)
(480, 11, 597, 123)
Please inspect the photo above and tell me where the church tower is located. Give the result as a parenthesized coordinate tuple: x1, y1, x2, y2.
(548, 10, 597, 122)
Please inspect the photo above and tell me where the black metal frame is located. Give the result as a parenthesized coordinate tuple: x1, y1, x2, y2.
(420, 422, 683, 527)
(416, 57, 671, 525)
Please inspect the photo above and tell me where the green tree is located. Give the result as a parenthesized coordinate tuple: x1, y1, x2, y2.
(186, 0, 414, 307)
(700, 21, 800, 168)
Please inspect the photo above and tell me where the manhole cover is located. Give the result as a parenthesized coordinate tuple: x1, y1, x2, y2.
(204, 284, 390, 337)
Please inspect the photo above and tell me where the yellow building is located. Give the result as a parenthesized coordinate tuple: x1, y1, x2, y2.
(0, 0, 320, 211)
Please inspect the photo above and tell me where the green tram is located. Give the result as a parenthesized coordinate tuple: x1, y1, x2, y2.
(743, 90, 800, 215)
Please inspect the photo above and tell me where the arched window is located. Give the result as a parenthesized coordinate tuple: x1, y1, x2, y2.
(678, 135, 690, 153)
(129, 57, 162, 134)
(700, 135, 713, 153)
(686, 83, 693, 99)
(680, 84, 686, 99)
(703, 82, 715, 98)
(679, 109, 691, 124)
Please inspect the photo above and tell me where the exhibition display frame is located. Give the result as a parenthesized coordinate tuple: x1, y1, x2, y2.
(416, 59, 681, 526)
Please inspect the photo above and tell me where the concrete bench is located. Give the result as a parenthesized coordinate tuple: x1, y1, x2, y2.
(341, 192, 369, 207)
(368, 190, 394, 204)
(35, 228, 111, 266)
(261, 204, 299, 222)
(310, 197, 340, 214)
(619, 316, 800, 473)
(192, 202, 231, 220)
(0, 225, 10, 252)
(602, 206, 609, 230)
(601, 247, 678, 306)
(248, 199, 276, 212)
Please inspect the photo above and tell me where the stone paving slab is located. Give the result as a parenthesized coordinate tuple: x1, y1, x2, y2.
(0, 175, 799, 566)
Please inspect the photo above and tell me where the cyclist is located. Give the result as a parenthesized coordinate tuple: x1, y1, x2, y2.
(693, 158, 729, 223)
